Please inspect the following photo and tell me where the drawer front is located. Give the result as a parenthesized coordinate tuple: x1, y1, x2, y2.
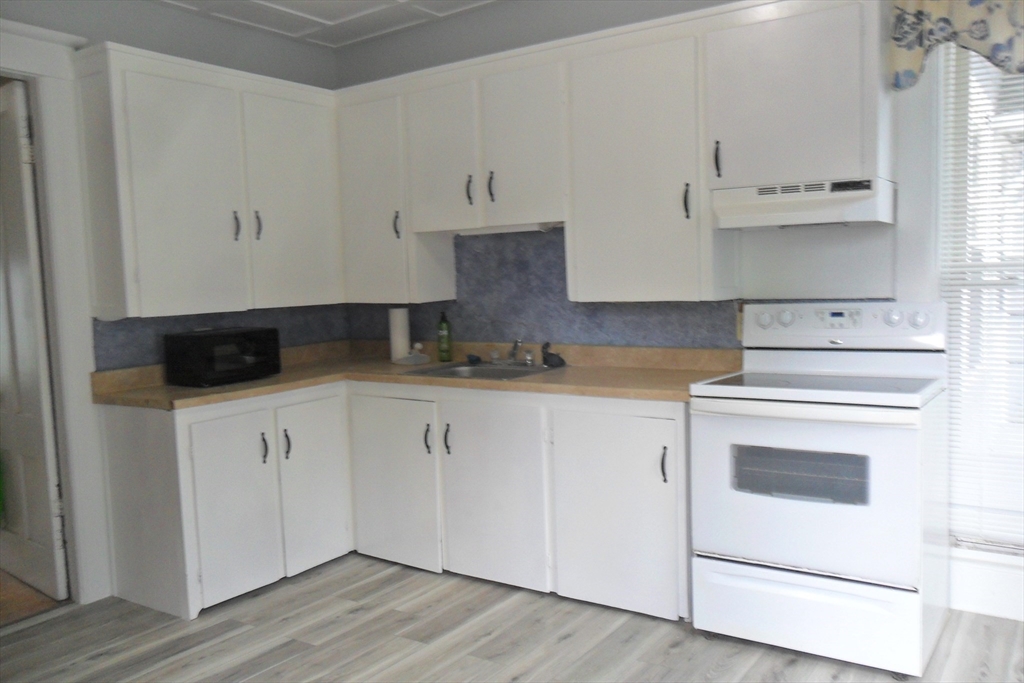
(692, 557, 923, 676)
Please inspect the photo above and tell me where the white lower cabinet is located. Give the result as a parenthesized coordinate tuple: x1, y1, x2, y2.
(191, 409, 285, 608)
(102, 384, 352, 619)
(349, 394, 442, 572)
(552, 408, 680, 619)
(439, 399, 547, 591)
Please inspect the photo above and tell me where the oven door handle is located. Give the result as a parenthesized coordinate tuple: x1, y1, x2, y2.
(689, 397, 921, 427)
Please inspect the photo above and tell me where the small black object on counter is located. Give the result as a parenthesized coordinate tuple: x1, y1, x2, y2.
(466, 354, 482, 365)
(541, 342, 566, 368)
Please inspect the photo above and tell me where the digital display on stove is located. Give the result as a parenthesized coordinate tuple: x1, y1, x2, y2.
(830, 312, 844, 318)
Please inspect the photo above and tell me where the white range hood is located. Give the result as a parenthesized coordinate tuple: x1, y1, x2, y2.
(713, 178, 895, 230)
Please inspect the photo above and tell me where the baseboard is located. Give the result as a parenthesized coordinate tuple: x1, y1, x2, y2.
(950, 547, 1024, 622)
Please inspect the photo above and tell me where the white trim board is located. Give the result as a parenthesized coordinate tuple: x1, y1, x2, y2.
(950, 548, 1024, 622)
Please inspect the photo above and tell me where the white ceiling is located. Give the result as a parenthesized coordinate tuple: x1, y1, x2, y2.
(159, 0, 497, 48)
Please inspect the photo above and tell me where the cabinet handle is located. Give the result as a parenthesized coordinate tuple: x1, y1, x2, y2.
(424, 423, 431, 454)
(393, 210, 401, 239)
(444, 423, 451, 454)
(284, 429, 291, 459)
(487, 171, 495, 202)
(261, 432, 268, 464)
(255, 210, 263, 240)
(714, 141, 721, 178)
(683, 183, 691, 219)
(660, 446, 668, 483)
(233, 211, 241, 241)
(466, 174, 474, 205)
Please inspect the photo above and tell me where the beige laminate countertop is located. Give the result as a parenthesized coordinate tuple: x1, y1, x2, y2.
(92, 342, 741, 411)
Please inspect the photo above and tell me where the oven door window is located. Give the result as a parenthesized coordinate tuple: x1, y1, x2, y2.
(732, 445, 869, 505)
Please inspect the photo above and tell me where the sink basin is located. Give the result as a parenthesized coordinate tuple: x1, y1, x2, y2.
(406, 362, 556, 381)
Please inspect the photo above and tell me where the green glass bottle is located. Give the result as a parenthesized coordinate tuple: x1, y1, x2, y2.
(437, 312, 452, 362)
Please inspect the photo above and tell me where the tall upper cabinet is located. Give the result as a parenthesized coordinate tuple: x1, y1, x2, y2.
(567, 37, 700, 302)
(76, 44, 344, 319)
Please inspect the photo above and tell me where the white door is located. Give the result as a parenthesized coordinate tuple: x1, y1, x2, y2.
(243, 93, 344, 309)
(124, 71, 250, 316)
(0, 80, 67, 600)
(704, 3, 864, 189)
(440, 399, 547, 591)
(552, 409, 677, 619)
(277, 395, 352, 576)
(339, 96, 410, 303)
(568, 38, 700, 302)
(690, 399, 922, 588)
(406, 80, 482, 233)
(191, 409, 285, 608)
(349, 395, 441, 572)
(481, 62, 566, 227)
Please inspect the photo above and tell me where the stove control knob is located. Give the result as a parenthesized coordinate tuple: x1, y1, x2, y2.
(778, 310, 796, 327)
(756, 312, 774, 329)
(909, 311, 930, 329)
(883, 309, 904, 327)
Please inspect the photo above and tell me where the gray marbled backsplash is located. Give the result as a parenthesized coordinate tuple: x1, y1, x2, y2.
(93, 228, 738, 370)
(350, 228, 740, 349)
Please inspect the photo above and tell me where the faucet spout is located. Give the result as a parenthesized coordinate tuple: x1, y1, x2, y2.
(508, 338, 522, 361)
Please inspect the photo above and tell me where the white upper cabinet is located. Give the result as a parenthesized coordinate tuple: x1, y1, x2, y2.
(338, 96, 411, 303)
(243, 93, 344, 309)
(406, 64, 567, 234)
(122, 72, 250, 317)
(480, 62, 567, 227)
(76, 44, 343, 319)
(705, 2, 883, 189)
(568, 37, 700, 302)
(407, 80, 483, 233)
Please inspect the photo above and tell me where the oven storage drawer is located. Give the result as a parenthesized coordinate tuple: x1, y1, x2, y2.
(693, 557, 923, 676)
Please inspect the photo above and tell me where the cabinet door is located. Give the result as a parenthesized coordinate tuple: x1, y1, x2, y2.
(123, 71, 250, 316)
(705, 3, 864, 189)
(568, 38, 700, 302)
(349, 395, 441, 572)
(277, 395, 351, 577)
(553, 409, 678, 619)
(243, 93, 344, 308)
(406, 80, 482, 233)
(191, 409, 284, 608)
(440, 399, 547, 591)
(481, 63, 566, 227)
(339, 96, 410, 303)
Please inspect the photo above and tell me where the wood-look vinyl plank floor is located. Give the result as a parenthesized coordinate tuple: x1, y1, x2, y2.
(1, 552, 1020, 683)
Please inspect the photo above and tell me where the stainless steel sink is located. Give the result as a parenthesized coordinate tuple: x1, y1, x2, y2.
(406, 362, 556, 381)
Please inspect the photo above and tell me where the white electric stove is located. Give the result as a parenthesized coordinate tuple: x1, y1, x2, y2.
(689, 301, 950, 677)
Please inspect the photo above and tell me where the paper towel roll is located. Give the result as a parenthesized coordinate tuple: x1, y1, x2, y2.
(389, 308, 410, 362)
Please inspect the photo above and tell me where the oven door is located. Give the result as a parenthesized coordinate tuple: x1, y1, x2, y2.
(690, 397, 922, 589)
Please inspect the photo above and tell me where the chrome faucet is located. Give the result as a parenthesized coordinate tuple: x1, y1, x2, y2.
(508, 338, 522, 361)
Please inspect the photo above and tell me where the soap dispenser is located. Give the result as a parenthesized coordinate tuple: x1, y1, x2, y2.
(437, 312, 452, 362)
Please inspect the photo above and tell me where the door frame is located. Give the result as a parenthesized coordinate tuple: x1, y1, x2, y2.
(0, 20, 114, 604)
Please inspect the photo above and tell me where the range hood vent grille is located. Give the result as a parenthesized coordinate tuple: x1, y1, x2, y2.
(713, 178, 896, 230)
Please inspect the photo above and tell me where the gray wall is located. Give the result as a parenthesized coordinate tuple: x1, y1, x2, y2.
(0, 0, 340, 88)
(333, 0, 736, 86)
(1, 0, 737, 89)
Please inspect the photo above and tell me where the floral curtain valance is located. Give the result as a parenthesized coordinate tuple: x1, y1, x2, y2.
(891, 0, 1023, 89)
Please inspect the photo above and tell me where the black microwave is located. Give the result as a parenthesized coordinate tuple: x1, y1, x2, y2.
(164, 327, 280, 388)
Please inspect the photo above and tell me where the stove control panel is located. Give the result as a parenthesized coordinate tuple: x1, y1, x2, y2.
(742, 302, 947, 350)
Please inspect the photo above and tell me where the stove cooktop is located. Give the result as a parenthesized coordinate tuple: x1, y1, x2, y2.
(690, 372, 945, 408)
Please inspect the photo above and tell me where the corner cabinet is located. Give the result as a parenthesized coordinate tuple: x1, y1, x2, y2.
(102, 384, 353, 619)
(76, 44, 344, 319)
(567, 37, 701, 302)
(337, 95, 456, 304)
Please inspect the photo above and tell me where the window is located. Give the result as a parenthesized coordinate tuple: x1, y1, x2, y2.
(940, 44, 1024, 552)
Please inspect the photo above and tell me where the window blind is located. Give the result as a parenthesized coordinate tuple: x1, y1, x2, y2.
(939, 44, 1024, 551)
